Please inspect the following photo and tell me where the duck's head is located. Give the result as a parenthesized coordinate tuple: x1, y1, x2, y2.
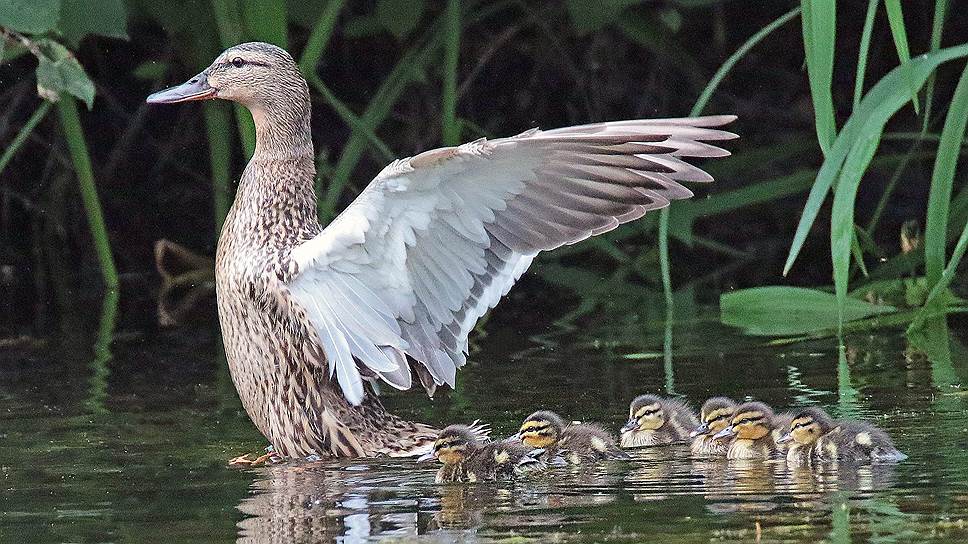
(147, 42, 308, 113)
(517, 410, 565, 449)
(689, 396, 737, 438)
(620, 394, 669, 434)
(419, 425, 482, 466)
(713, 401, 775, 441)
(776, 407, 836, 445)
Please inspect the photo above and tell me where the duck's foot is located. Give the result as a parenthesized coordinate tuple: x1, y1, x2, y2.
(228, 446, 281, 467)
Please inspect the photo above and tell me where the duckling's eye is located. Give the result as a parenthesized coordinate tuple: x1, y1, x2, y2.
(231, 57, 245, 68)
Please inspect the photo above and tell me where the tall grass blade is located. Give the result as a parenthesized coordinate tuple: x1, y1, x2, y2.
(297, 0, 346, 75)
(801, 0, 837, 154)
(203, 102, 233, 231)
(922, 0, 949, 128)
(0, 101, 50, 177)
(783, 43, 968, 277)
(57, 98, 119, 291)
(924, 64, 968, 291)
(442, 0, 461, 146)
(655, 7, 799, 323)
(883, 0, 920, 114)
(239, 0, 287, 48)
(210, 0, 256, 156)
(320, 33, 442, 220)
(852, 0, 878, 110)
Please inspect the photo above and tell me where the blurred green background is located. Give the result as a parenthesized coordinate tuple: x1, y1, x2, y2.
(1, 0, 968, 343)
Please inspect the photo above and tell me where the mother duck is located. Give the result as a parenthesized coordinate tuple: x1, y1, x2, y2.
(147, 42, 736, 459)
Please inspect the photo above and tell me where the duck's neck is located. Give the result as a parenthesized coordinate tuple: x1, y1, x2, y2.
(249, 95, 314, 162)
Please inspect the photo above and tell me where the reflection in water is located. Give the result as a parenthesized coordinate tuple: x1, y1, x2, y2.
(236, 447, 903, 543)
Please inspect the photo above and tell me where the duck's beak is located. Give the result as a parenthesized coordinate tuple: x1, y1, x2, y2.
(776, 432, 792, 444)
(620, 419, 638, 434)
(506, 433, 522, 444)
(147, 71, 216, 104)
(712, 425, 736, 440)
(689, 422, 710, 438)
(416, 451, 436, 464)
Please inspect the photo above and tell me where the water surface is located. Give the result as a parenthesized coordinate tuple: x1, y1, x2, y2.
(2, 305, 967, 543)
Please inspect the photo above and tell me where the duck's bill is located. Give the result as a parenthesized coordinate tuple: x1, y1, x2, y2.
(689, 422, 710, 438)
(712, 426, 736, 440)
(415, 451, 436, 463)
(620, 419, 638, 434)
(506, 434, 522, 443)
(147, 72, 216, 104)
(775, 433, 792, 444)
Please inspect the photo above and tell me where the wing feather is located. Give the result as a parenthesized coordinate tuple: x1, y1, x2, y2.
(287, 116, 737, 403)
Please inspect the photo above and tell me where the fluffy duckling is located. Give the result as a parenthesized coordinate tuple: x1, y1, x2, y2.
(689, 397, 737, 456)
(713, 401, 786, 460)
(776, 407, 906, 464)
(620, 394, 699, 448)
(518, 410, 630, 464)
(419, 424, 545, 483)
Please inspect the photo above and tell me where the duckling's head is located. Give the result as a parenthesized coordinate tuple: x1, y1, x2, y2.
(776, 407, 836, 446)
(148, 42, 308, 113)
(689, 397, 737, 438)
(621, 395, 668, 434)
(422, 424, 482, 466)
(713, 401, 775, 441)
(517, 410, 566, 449)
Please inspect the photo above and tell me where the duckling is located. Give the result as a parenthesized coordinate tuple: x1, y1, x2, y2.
(776, 407, 906, 464)
(689, 397, 737, 456)
(620, 394, 699, 448)
(713, 401, 786, 460)
(518, 410, 630, 464)
(418, 423, 545, 483)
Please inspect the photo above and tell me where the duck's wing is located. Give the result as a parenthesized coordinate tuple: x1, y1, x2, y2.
(287, 116, 737, 404)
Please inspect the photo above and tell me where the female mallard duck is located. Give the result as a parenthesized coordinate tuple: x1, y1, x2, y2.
(776, 407, 906, 463)
(518, 410, 629, 463)
(689, 396, 737, 456)
(418, 423, 545, 483)
(713, 401, 787, 460)
(620, 394, 699, 448)
(147, 42, 736, 459)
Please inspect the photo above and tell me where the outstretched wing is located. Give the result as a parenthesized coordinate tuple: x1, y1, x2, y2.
(287, 116, 737, 404)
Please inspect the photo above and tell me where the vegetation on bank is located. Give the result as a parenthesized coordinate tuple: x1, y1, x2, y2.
(1, 0, 967, 347)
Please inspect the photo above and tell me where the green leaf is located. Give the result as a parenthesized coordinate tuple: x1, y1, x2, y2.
(852, 0, 878, 110)
(58, 0, 127, 46)
(566, 0, 643, 35)
(800, 0, 837, 154)
(924, 63, 968, 305)
(883, 0, 919, 114)
(721, 286, 896, 336)
(375, 0, 425, 40)
(36, 45, 95, 108)
(783, 43, 968, 277)
(0, 0, 60, 34)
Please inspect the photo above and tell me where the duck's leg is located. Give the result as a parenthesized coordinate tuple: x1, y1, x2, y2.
(228, 445, 281, 466)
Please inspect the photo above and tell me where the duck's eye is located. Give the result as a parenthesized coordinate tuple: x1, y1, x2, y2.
(231, 57, 245, 68)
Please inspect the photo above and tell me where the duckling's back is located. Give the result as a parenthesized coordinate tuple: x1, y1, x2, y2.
(820, 421, 906, 463)
(464, 440, 546, 481)
(561, 424, 630, 463)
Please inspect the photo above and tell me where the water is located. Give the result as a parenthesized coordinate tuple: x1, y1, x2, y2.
(2, 303, 968, 543)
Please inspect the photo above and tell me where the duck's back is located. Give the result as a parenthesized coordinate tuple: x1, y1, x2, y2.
(561, 424, 629, 462)
(820, 421, 906, 462)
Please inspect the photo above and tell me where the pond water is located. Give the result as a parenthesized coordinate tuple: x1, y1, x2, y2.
(2, 299, 968, 543)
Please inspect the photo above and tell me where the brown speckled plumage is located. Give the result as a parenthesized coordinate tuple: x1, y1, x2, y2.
(519, 410, 629, 464)
(149, 42, 736, 459)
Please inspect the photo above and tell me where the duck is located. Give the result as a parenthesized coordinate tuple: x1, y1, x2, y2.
(418, 423, 545, 483)
(776, 407, 906, 464)
(688, 396, 737, 456)
(620, 394, 699, 448)
(518, 410, 630, 464)
(712, 401, 787, 460)
(147, 42, 736, 459)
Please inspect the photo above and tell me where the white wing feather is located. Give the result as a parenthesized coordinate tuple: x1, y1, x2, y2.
(288, 116, 737, 404)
